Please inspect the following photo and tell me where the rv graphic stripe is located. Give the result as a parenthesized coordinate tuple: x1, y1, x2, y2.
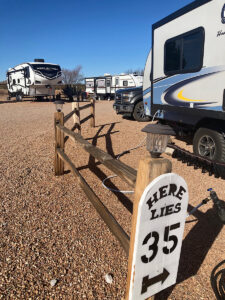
(152, 66, 225, 109)
(163, 72, 219, 107)
(177, 90, 207, 102)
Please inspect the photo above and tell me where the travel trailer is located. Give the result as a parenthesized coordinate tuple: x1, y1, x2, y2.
(111, 73, 143, 96)
(7, 59, 62, 101)
(85, 77, 95, 95)
(95, 74, 112, 99)
(143, 0, 225, 162)
(85, 73, 143, 100)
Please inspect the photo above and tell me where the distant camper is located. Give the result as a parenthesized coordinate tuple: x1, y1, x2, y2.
(85, 73, 143, 100)
(7, 59, 62, 101)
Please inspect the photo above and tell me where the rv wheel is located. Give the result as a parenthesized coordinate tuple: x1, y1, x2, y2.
(193, 127, 225, 162)
(16, 94, 22, 101)
(133, 101, 150, 122)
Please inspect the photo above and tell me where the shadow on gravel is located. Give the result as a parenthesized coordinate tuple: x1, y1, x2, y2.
(122, 115, 135, 121)
(174, 135, 193, 146)
(0, 99, 53, 104)
(155, 204, 224, 300)
(94, 121, 121, 128)
(0, 97, 75, 104)
(85, 131, 119, 141)
(0, 100, 18, 104)
(86, 123, 133, 214)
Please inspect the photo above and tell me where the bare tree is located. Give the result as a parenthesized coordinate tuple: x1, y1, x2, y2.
(124, 68, 144, 76)
(61, 66, 84, 100)
(62, 66, 83, 85)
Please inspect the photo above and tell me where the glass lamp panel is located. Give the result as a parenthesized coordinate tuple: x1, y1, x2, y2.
(146, 133, 169, 153)
(56, 103, 63, 112)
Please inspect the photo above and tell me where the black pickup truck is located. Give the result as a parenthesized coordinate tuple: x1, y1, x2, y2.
(113, 87, 150, 122)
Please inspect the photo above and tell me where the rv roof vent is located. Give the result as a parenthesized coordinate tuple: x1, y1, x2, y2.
(34, 58, 45, 62)
(104, 73, 111, 76)
(120, 73, 125, 75)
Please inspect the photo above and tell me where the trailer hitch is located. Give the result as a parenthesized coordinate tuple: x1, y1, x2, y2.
(187, 188, 225, 223)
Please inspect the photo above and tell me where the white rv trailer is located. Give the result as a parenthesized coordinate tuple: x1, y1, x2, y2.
(7, 59, 62, 101)
(111, 73, 143, 96)
(143, 0, 225, 162)
(85, 73, 143, 100)
(85, 77, 95, 95)
(95, 74, 112, 99)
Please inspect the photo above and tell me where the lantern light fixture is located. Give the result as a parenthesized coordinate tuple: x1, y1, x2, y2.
(141, 123, 176, 157)
(54, 100, 64, 112)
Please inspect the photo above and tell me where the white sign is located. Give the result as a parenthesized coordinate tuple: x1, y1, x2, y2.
(129, 173, 189, 299)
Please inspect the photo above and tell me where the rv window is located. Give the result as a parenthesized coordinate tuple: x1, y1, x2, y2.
(97, 79, 105, 87)
(123, 81, 128, 87)
(86, 81, 94, 87)
(18, 79, 20, 83)
(13, 79, 16, 85)
(30, 64, 61, 78)
(106, 79, 111, 87)
(164, 27, 204, 75)
(115, 78, 119, 85)
(164, 39, 181, 73)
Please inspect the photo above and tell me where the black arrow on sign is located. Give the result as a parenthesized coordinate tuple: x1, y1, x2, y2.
(141, 268, 170, 294)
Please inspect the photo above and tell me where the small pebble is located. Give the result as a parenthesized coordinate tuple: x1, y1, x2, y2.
(104, 273, 113, 284)
(50, 279, 58, 287)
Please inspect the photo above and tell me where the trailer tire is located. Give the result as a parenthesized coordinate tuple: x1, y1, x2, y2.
(193, 127, 225, 162)
(16, 94, 22, 101)
(133, 101, 150, 122)
(36, 96, 44, 101)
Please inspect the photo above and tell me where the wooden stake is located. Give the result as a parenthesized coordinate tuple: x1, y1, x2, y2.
(72, 101, 81, 134)
(90, 98, 95, 128)
(126, 154, 172, 300)
(54, 111, 64, 176)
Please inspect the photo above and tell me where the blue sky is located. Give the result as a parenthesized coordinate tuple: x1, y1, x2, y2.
(0, 0, 193, 81)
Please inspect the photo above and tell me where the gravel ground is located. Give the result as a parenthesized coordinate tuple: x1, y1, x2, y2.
(0, 100, 224, 299)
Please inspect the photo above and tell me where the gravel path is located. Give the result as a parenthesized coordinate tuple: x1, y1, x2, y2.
(0, 100, 224, 299)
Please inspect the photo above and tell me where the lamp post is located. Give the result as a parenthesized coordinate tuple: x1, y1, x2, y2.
(126, 123, 174, 300)
(130, 122, 175, 212)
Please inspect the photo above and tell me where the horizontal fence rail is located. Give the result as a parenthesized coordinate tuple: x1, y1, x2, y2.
(56, 123, 137, 187)
(64, 108, 76, 124)
(79, 103, 92, 111)
(57, 148, 130, 254)
(80, 114, 92, 125)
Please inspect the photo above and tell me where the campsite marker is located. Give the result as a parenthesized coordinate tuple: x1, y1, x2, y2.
(127, 173, 189, 299)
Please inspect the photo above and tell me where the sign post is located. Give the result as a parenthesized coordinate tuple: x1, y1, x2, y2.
(126, 172, 189, 300)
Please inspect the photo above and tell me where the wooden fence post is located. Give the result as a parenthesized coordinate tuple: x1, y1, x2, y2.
(54, 112, 64, 176)
(90, 98, 95, 128)
(72, 101, 81, 134)
(126, 154, 172, 300)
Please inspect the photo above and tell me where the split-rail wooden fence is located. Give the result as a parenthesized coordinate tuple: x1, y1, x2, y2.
(54, 99, 171, 299)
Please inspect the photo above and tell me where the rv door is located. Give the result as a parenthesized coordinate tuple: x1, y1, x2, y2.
(143, 49, 152, 116)
(115, 77, 119, 92)
(106, 77, 111, 94)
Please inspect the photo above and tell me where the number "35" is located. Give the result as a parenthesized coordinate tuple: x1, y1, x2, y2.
(141, 222, 180, 263)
